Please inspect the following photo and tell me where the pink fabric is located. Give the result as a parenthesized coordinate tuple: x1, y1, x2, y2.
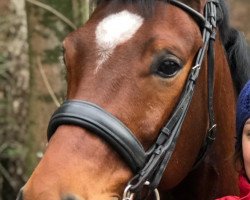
(239, 175, 250, 199)
(216, 196, 240, 200)
(216, 176, 250, 200)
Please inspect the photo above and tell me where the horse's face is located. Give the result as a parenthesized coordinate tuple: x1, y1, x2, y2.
(23, 1, 203, 199)
(64, 1, 202, 147)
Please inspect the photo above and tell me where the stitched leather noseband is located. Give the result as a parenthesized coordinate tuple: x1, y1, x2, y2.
(48, 100, 147, 172)
(48, 0, 221, 199)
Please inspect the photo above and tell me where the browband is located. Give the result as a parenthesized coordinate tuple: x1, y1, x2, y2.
(47, 100, 146, 172)
(169, 0, 206, 27)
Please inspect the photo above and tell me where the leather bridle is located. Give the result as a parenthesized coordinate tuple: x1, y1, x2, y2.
(47, 0, 221, 199)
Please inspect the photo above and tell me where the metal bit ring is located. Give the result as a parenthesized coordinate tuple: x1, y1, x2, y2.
(122, 181, 160, 200)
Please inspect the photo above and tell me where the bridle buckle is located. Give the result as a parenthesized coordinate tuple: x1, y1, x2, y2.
(122, 181, 160, 200)
(122, 185, 135, 200)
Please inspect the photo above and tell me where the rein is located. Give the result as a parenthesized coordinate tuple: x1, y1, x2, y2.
(47, 0, 221, 199)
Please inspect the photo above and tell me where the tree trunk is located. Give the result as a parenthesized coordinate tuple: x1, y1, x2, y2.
(0, 0, 29, 199)
(25, 0, 91, 176)
(25, 0, 72, 176)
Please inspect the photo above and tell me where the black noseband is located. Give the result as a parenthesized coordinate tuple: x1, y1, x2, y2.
(47, 100, 146, 172)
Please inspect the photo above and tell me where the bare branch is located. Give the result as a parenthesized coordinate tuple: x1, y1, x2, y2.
(25, 0, 77, 30)
(37, 57, 60, 107)
(0, 163, 16, 190)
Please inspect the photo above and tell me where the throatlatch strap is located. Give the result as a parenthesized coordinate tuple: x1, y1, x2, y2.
(193, 1, 219, 168)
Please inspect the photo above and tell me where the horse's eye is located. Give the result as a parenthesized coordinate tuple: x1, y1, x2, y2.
(155, 59, 182, 78)
(151, 53, 183, 78)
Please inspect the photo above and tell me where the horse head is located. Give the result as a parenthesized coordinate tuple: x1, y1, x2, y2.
(20, 0, 244, 199)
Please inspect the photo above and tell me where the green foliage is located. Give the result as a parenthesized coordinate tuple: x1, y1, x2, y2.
(1, 143, 27, 161)
(44, 0, 74, 20)
(0, 53, 8, 78)
(43, 45, 62, 64)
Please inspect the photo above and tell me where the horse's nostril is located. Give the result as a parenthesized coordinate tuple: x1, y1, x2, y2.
(62, 194, 80, 200)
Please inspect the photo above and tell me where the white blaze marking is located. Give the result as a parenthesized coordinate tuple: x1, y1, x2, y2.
(95, 10, 144, 72)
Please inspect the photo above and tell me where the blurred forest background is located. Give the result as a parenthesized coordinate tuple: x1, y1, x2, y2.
(0, 0, 249, 199)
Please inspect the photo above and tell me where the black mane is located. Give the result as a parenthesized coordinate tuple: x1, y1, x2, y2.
(219, 0, 250, 93)
(95, 0, 250, 93)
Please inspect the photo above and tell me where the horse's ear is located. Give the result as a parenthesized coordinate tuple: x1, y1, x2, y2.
(181, 0, 207, 12)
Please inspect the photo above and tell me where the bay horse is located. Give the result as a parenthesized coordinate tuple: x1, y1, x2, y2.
(18, 0, 249, 199)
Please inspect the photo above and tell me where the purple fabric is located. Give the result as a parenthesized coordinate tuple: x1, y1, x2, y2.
(236, 81, 250, 148)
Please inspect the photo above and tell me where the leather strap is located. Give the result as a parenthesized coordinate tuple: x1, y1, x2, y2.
(128, 0, 220, 193)
(192, 0, 219, 168)
(47, 100, 146, 172)
(169, 0, 206, 27)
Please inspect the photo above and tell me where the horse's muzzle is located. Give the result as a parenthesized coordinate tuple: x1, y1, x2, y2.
(62, 194, 81, 200)
(17, 190, 84, 200)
